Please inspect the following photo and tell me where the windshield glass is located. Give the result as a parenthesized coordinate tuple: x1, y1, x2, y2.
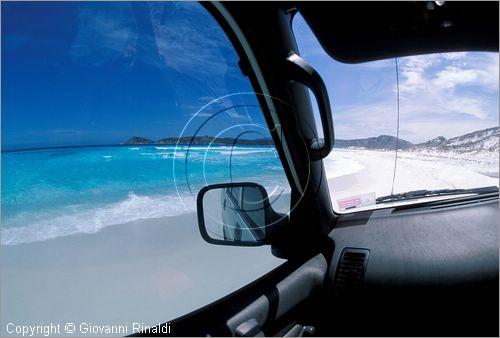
(293, 14, 499, 213)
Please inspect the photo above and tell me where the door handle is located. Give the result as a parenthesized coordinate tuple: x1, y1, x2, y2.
(235, 318, 264, 337)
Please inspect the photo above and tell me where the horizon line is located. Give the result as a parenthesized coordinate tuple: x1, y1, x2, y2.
(1, 140, 275, 153)
(3, 126, 497, 153)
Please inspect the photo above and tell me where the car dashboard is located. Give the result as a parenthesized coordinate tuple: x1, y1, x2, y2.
(166, 195, 498, 337)
(322, 196, 499, 336)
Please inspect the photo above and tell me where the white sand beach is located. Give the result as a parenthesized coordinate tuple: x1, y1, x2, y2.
(2, 148, 497, 336)
(1, 212, 284, 336)
(326, 149, 498, 210)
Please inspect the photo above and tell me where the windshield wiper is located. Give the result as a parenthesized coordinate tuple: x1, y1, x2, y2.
(376, 186, 499, 204)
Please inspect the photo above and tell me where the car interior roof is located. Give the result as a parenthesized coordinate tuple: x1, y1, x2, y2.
(294, 1, 499, 63)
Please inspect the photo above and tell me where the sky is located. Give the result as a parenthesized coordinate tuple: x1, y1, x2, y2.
(2, 2, 262, 150)
(293, 14, 499, 143)
(2, 2, 499, 150)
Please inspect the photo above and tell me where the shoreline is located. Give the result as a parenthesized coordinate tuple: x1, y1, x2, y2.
(1, 212, 284, 336)
(2, 187, 291, 246)
(327, 149, 498, 211)
(2, 143, 276, 154)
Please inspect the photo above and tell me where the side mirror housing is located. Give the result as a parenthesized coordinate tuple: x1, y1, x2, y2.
(197, 182, 284, 246)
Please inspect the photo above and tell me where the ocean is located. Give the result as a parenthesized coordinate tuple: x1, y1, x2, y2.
(1, 145, 290, 245)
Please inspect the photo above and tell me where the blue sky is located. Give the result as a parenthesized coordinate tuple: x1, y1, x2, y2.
(2, 2, 261, 150)
(2, 2, 499, 150)
(293, 14, 499, 143)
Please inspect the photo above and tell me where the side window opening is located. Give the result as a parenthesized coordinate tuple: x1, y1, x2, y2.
(1, 2, 291, 333)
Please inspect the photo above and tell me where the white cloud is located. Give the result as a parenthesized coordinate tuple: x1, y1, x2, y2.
(193, 112, 212, 118)
(433, 66, 482, 89)
(226, 110, 249, 120)
(442, 52, 468, 60)
(398, 54, 441, 94)
(70, 3, 137, 66)
(432, 62, 498, 91)
(329, 53, 497, 142)
(294, 11, 499, 145)
(400, 90, 490, 120)
(332, 95, 497, 143)
(399, 52, 498, 93)
(401, 54, 441, 73)
(396, 52, 498, 123)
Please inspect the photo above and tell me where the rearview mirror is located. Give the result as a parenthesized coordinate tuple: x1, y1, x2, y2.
(197, 183, 275, 246)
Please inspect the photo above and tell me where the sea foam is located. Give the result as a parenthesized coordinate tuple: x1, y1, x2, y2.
(1, 192, 196, 245)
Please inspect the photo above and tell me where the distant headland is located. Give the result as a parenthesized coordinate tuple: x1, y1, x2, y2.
(124, 136, 274, 146)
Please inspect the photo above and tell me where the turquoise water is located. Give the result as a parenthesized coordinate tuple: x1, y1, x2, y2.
(1, 145, 290, 245)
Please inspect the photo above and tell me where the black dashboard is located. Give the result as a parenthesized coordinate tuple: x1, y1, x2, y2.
(166, 196, 498, 336)
(331, 197, 498, 288)
(323, 196, 499, 336)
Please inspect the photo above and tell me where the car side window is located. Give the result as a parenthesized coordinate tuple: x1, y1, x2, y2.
(1, 2, 290, 334)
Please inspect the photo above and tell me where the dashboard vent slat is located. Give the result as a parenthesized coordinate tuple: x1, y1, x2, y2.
(333, 248, 370, 295)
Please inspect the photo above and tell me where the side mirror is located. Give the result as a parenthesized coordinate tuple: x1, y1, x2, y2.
(197, 182, 280, 246)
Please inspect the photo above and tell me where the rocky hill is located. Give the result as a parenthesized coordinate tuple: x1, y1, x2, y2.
(335, 135, 413, 150)
(125, 127, 499, 152)
(412, 127, 499, 153)
(124, 136, 154, 144)
(335, 127, 498, 153)
(124, 136, 273, 146)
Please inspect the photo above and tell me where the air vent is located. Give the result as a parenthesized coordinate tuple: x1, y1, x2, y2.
(333, 248, 370, 295)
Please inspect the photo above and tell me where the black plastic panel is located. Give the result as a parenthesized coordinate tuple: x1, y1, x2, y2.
(330, 199, 498, 287)
(327, 198, 499, 336)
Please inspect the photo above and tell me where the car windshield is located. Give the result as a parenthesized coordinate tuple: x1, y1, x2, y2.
(293, 14, 499, 213)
